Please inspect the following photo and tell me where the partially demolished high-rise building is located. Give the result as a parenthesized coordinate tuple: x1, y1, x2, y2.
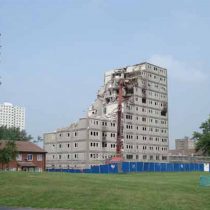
(44, 62, 169, 169)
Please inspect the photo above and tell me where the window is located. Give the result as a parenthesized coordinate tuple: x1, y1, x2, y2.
(102, 132, 107, 137)
(27, 154, 33, 161)
(143, 155, 147, 160)
(162, 156, 167, 161)
(161, 110, 167, 116)
(111, 133, 116, 138)
(102, 142, 107, 147)
(37, 154, 43, 161)
(16, 154, 22, 161)
(126, 115, 132, 120)
(90, 153, 98, 159)
(102, 121, 107, 126)
(126, 155, 133, 160)
(111, 122, 115, 127)
(74, 154, 78, 159)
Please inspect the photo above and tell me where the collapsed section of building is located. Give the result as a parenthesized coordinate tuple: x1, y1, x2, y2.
(44, 62, 168, 169)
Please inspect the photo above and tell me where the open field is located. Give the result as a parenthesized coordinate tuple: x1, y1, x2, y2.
(0, 172, 210, 210)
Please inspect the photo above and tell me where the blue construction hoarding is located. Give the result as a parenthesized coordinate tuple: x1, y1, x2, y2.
(47, 161, 208, 174)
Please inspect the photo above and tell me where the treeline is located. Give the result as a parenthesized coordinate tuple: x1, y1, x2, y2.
(194, 115, 210, 156)
(0, 126, 32, 141)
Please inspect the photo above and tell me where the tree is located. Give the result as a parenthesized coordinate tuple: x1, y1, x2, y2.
(193, 115, 210, 156)
(0, 141, 18, 170)
(0, 126, 32, 141)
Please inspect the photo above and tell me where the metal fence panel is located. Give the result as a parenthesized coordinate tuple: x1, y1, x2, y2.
(91, 166, 100, 173)
(174, 163, 180, 172)
(167, 163, 174, 172)
(160, 163, 167, 172)
(130, 162, 137, 172)
(100, 165, 109, 174)
(109, 163, 118, 173)
(199, 164, 204, 171)
(83, 169, 91, 173)
(143, 162, 149, 171)
(122, 162, 130, 173)
(155, 163, 161, 172)
(137, 162, 143, 172)
(149, 162, 155, 172)
(189, 163, 195, 171)
(185, 163, 190, 172)
(195, 163, 199, 171)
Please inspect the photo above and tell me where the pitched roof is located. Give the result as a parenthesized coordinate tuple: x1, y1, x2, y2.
(0, 140, 46, 153)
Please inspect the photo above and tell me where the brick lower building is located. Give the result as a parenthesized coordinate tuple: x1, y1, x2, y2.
(0, 140, 46, 171)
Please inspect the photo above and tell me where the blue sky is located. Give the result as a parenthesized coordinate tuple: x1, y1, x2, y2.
(0, 0, 210, 148)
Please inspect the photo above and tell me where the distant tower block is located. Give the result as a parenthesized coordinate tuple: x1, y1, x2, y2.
(0, 102, 25, 130)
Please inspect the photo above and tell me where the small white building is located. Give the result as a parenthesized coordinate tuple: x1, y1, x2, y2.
(44, 62, 169, 169)
(0, 102, 25, 130)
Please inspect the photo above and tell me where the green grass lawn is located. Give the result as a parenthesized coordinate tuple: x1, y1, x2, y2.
(0, 172, 210, 210)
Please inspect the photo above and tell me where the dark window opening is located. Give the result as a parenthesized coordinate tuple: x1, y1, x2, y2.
(126, 155, 133, 160)
(161, 109, 167, 116)
(125, 87, 134, 95)
(142, 98, 146, 103)
(102, 142, 107, 148)
(106, 98, 110, 103)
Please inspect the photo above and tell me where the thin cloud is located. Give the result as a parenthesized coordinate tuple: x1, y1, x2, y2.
(148, 54, 206, 83)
